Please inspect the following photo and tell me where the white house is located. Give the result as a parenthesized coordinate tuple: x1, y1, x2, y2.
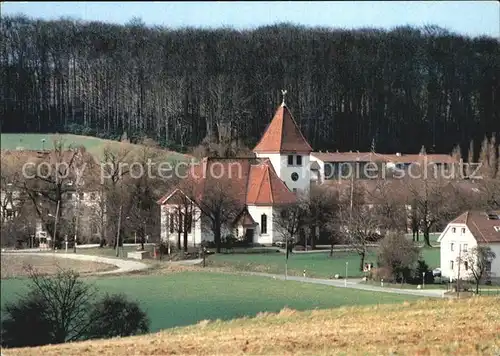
(438, 210, 500, 282)
(158, 97, 314, 246)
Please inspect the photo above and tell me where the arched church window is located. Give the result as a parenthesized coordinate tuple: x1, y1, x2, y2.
(261, 214, 267, 234)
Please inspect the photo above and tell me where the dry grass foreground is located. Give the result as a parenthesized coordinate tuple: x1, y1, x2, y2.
(4, 297, 500, 356)
(0, 254, 116, 279)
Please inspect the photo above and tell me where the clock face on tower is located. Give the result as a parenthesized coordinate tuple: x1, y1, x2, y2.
(291, 172, 299, 181)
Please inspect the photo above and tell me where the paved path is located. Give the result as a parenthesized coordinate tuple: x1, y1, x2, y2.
(1, 252, 205, 275)
(1, 251, 151, 275)
(241, 272, 447, 298)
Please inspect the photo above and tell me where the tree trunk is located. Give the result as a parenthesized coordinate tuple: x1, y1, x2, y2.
(359, 251, 366, 272)
(183, 229, 188, 253)
(423, 228, 431, 247)
(177, 230, 181, 250)
(214, 225, 221, 253)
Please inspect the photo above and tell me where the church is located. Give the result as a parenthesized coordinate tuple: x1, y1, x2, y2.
(158, 94, 314, 246)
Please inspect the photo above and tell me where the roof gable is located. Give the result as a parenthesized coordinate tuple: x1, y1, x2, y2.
(444, 210, 500, 244)
(253, 104, 312, 154)
(159, 157, 297, 207)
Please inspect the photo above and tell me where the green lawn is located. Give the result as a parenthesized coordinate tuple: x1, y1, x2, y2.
(0, 133, 191, 162)
(208, 248, 440, 279)
(1, 272, 422, 332)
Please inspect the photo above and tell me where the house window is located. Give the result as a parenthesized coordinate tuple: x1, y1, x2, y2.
(6, 210, 14, 218)
(450, 243, 454, 252)
(292, 188, 297, 193)
(464, 261, 468, 271)
(296, 155, 302, 166)
(287, 155, 294, 166)
(463, 244, 468, 252)
(261, 214, 267, 234)
(452, 227, 456, 233)
(169, 214, 174, 233)
(486, 261, 492, 272)
(450, 260, 454, 270)
(461, 228, 465, 235)
(67, 192, 73, 199)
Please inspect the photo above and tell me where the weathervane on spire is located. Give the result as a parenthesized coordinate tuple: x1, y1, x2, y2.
(281, 89, 287, 107)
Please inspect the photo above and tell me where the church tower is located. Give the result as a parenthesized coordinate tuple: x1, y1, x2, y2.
(253, 91, 312, 195)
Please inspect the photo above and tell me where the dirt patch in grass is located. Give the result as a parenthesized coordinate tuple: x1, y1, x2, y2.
(4, 297, 500, 355)
(0, 254, 116, 279)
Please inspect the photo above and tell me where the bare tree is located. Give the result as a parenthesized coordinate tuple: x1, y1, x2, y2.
(23, 265, 98, 343)
(369, 180, 408, 234)
(302, 186, 339, 250)
(197, 180, 241, 253)
(17, 139, 93, 248)
(408, 176, 448, 247)
(274, 200, 307, 256)
(463, 246, 496, 294)
(337, 180, 379, 271)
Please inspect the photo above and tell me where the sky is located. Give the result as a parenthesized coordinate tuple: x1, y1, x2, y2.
(1, 1, 499, 37)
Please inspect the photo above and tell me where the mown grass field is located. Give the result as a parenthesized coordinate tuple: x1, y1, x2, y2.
(0, 133, 192, 162)
(0, 254, 115, 279)
(1, 271, 422, 332)
(207, 247, 440, 279)
(4, 297, 499, 356)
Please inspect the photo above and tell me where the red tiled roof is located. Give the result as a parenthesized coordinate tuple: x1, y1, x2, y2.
(246, 160, 297, 205)
(158, 157, 297, 207)
(311, 151, 458, 164)
(311, 152, 386, 162)
(235, 208, 257, 226)
(450, 210, 500, 243)
(253, 104, 312, 154)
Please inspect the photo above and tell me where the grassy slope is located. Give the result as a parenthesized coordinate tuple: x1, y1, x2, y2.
(208, 248, 440, 278)
(1, 272, 421, 332)
(0, 133, 192, 162)
(5, 297, 500, 356)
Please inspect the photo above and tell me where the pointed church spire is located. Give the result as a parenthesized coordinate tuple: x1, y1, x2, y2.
(281, 89, 287, 107)
(253, 99, 312, 154)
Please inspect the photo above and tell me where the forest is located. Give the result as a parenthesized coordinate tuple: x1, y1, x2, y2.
(1, 16, 499, 154)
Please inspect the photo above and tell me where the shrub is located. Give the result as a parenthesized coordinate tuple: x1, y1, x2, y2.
(377, 232, 419, 283)
(1, 294, 53, 348)
(411, 260, 435, 285)
(0, 266, 149, 348)
(85, 294, 149, 339)
(369, 267, 393, 282)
